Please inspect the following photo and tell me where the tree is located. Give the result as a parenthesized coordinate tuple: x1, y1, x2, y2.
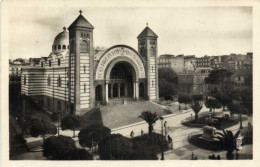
(189, 101, 203, 121)
(214, 92, 232, 111)
(205, 98, 222, 112)
(61, 114, 80, 137)
(98, 134, 132, 160)
(138, 111, 159, 136)
(158, 68, 178, 98)
(29, 119, 57, 139)
(43, 135, 92, 160)
(215, 130, 240, 160)
(227, 103, 248, 115)
(178, 94, 191, 109)
(78, 125, 111, 151)
(191, 94, 203, 102)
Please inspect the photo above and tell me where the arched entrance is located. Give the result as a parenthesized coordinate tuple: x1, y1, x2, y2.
(95, 85, 102, 101)
(139, 82, 145, 98)
(109, 62, 135, 99)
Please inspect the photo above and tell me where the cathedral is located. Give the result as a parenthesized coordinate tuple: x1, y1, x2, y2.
(21, 10, 159, 115)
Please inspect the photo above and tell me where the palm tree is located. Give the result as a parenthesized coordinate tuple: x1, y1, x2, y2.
(215, 130, 240, 160)
(189, 101, 203, 121)
(138, 111, 159, 136)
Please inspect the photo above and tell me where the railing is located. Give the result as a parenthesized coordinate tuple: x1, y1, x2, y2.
(95, 98, 136, 107)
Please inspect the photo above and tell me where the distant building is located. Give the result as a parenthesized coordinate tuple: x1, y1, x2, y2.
(196, 56, 210, 68)
(232, 69, 252, 91)
(158, 54, 185, 73)
(178, 67, 212, 95)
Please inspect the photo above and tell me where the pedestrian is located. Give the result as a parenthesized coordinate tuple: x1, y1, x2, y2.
(179, 105, 181, 110)
(141, 129, 144, 135)
(216, 155, 221, 160)
(212, 154, 216, 160)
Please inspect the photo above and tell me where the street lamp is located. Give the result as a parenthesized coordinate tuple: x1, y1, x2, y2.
(159, 116, 165, 160)
(237, 97, 243, 129)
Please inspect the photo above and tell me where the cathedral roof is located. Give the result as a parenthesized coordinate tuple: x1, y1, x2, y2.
(68, 10, 94, 30)
(137, 26, 158, 38)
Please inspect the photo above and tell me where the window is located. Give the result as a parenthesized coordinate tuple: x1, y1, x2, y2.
(57, 59, 61, 66)
(84, 84, 86, 93)
(58, 45, 61, 50)
(24, 75, 26, 85)
(80, 40, 90, 53)
(84, 65, 86, 73)
(57, 101, 61, 111)
(48, 75, 51, 86)
(238, 76, 241, 81)
(57, 75, 61, 87)
(47, 98, 50, 107)
(63, 45, 66, 49)
(67, 45, 69, 49)
(49, 60, 51, 67)
(54, 45, 57, 50)
(41, 62, 43, 67)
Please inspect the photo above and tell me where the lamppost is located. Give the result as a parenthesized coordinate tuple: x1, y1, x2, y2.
(159, 116, 165, 160)
(237, 97, 243, 129)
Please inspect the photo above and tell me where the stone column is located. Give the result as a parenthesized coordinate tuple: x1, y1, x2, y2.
(135, 81, 139, 101)
(105, 81, 109, 104)
(133, 82, 136, 100)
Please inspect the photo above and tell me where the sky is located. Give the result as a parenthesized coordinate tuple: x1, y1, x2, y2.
(7, 6, 252, 59)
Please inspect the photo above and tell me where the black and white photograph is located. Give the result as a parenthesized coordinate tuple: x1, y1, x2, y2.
(1, 0, 259, 166)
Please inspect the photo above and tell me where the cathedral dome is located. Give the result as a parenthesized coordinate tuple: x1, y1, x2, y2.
(52, 27, 69, 52)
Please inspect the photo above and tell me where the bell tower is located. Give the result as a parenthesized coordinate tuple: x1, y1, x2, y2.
(68, 10, 94, 115)
(137, 23, 159, 100)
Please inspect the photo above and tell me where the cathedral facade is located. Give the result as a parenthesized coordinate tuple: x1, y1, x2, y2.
(21, 11, 159, 115)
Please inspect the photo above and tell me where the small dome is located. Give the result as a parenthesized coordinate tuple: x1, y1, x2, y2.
(52, 27, 69, 52)
(53, 27, 69, 46)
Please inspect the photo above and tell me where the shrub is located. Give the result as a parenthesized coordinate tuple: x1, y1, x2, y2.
(98, 134, 132, 160)
(43, 135, 84, 160)
(61, 114, 80, 137)
(78, 125, 111, 148)
(29, 119, 57, 138)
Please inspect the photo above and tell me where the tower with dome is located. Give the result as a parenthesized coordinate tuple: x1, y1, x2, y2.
(21, 10, 159, 115)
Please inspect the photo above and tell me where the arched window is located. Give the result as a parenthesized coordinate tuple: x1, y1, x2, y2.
(62, 45, 66, 49)
(54, 45, 57, 50)
(80, 40, 90, 53)
(57, 101, 61, 111)
(57, 59, 61, 66)
(47, 75, 51, 86)
(49, 60, 51, 67)
(58, 45, 61, 50)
